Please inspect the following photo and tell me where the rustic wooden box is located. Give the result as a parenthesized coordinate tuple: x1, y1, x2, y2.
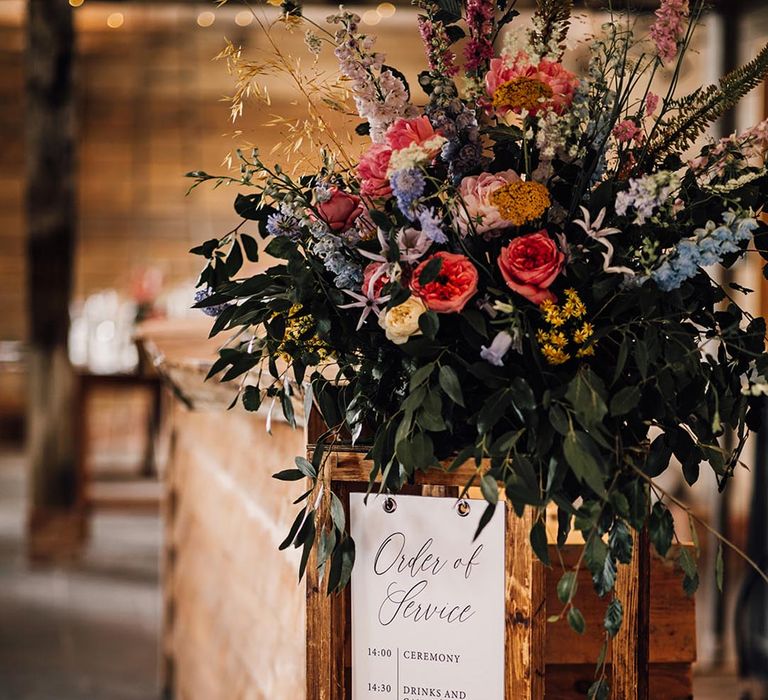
(305, 437, 695, 700)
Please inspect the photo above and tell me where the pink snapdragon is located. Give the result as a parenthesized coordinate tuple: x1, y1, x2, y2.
(649, 0, 689, 64)
(464, 0, 495, 73)
(418, 18, 459, 77)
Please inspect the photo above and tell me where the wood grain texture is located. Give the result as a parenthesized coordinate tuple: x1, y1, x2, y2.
(611, 528, 651, 700)
(546, 663, 692, 700)
(506, 505, 546, 699)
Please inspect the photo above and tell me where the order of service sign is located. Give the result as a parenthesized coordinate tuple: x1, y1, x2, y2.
(350, 493, 505, 700)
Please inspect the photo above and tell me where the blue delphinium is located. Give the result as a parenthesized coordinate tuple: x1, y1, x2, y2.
(309, 223, 363, 290)
(652, 213, 757, 291)
(194, 287, 231, 317)
(428, 99, 483, 181)
(390, 168, 425, 219)
(416, 207, 448, 244)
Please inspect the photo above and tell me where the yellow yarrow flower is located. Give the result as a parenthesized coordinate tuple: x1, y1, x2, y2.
(492, 77, 554, 113)
(490, 181, 551, 227)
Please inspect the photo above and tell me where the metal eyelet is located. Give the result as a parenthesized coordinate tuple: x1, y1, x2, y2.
(457, 500, 471, 517)
(383, 497, 397, 514)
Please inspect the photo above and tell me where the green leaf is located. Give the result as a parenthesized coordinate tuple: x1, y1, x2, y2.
(295, 456, 316, 479)
(649, 502, 674, 557)
(563, 431, 607, 498)
(409, 362, 435, 390)
(242, 385, 262, 412)
(241, 233, 259, 261)
(439, 366, 465, 407)
(644, 434, 672, 478)
(530, 519, 550, 566)
(608, 520, 633, 564)
(557, 571, 578, 604)
(330, 492, 346, 533)
(474, 502, 497, 541)
(567, 607, 586, 635)
(480, 474, 499, 505)
(604, 598, 623, 638)
(549, 404, 570, 436)
(272, 468, 305, 482)
(419, 311, 439, 339)
(395, 431, 435, 471)
(477, 389, 514, 433)
(418, 256, 443, 285)
(279, 507, 307, 550)
(609, 386, 641, 416)
(566, 367, 608, 429)
(226, 241, 244, 277)
(588, 678, 609, 700)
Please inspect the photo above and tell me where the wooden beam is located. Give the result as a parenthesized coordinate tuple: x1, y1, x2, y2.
(25, 0, 84, 559)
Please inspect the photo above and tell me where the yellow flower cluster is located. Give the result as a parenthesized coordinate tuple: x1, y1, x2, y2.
(492, 77, 553, 113)
(490, 180, 551, 227)
(536, 290, 595, 365)
(278, 304, 333, 361)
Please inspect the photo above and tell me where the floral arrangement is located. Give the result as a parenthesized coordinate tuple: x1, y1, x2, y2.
(191, 0, 768, 693)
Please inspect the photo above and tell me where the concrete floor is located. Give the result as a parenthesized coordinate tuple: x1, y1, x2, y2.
(0, 447, 161, 700)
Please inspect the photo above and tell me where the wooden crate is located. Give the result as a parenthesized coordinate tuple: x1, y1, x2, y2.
(305, 444, 695, 700)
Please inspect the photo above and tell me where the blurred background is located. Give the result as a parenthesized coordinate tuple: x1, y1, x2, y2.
(2, 0, 768, 698)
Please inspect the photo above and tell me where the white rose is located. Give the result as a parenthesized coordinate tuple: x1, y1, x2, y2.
(379, 297, 427, 345)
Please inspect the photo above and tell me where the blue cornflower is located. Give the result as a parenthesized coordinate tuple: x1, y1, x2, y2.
(266, 211, 301, 239)
(390, 168, 425, 219)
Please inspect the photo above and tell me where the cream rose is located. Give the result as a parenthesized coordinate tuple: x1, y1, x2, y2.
(379, 296, 427, 345)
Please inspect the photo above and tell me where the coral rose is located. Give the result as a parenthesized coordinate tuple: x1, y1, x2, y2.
(485, 55, 579, 116)
(498, 231, 564, 304)
(379, 296, 427, 345)
(357, 143, 393, 198)
(411, 252, 479, 313)
(386, 116, 439, 151)
(456, 170, 520, 236)
(316, 187, 365, 233)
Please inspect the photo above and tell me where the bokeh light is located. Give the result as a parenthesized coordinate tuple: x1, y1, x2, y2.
(197, 11, 216, 28)
(235, 10, 254, 27)
(106, 12, 124, 29)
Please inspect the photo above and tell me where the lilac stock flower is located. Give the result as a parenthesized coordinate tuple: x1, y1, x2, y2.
(266, 210, 301, 239)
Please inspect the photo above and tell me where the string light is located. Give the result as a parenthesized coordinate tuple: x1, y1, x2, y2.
(362, 10, 380, 25)
(197, 11, 215, 28)
(106, 12, 124, 28)
(235, 10, 253, 27)
(377, 3, 396, 17)
(68, 0, 84, 7)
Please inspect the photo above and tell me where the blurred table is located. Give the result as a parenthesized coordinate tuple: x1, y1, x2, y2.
(136, 317, 306, 700)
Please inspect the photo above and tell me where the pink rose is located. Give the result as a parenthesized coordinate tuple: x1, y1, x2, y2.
(362, 262, 390, 299)
(357, 143, 393, 198)
(385, 116, 439, 151)
(316, 187, 365, 233)
(498, 231, 564, 304)
(411, 252, 479, 313)
(456, 170, 520, 236)
(485, 55, 579, 116)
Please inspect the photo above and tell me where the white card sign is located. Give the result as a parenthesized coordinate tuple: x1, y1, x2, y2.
(350, 493, 505, 700)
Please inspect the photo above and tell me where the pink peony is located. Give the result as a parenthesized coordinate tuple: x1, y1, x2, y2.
(411, 252, 479, 313)
(385, 116, 439, 151)
(316, 188, 365, 233)
(456, 170, 520, 236)
(485, 55, 579, 116)
(498, 231, 564, 304)
(357, 143, 393, 198)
